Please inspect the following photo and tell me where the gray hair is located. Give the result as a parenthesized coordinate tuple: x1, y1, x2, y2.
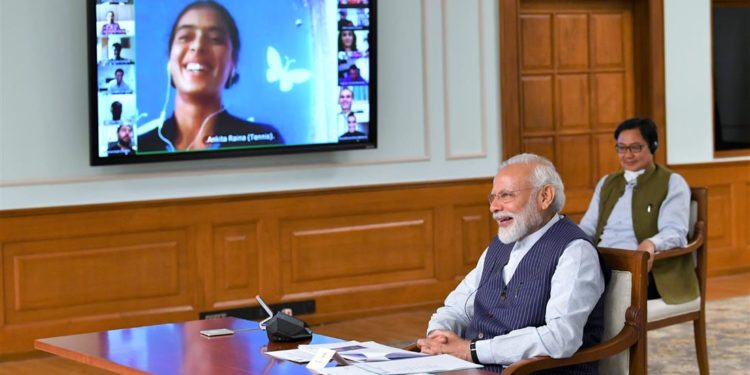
(498, 153, 565, 213)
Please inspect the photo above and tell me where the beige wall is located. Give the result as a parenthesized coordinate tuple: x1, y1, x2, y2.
(0, 0, 500, 210)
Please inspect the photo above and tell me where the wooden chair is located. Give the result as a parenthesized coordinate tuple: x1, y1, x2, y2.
(646, 186, 709, 374)
(500, 248, 648, 375)
(406, 248, 649, 374)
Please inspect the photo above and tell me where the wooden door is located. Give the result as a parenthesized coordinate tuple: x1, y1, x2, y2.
(502, 0, 646, 218)
(519, 0, 635, 217)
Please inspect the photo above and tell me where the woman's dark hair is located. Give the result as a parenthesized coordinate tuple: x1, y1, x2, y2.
(338, 30, 358, 52)
(168, 0, 240, 64)
(614, 117, 659, 154)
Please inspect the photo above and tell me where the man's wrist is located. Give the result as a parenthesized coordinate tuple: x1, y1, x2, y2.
(469, 339, 480, 364)
(643, 238, 660, 251)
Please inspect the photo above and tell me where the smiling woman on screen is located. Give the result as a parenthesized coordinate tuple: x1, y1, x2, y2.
(138, 0, 283, 153)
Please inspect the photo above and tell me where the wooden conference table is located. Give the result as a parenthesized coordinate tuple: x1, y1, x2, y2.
(35, 317, 493, 375)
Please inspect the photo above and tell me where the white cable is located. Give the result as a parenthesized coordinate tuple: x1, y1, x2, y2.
(156, 67, 175, 151)
(186, 107, 227, 150)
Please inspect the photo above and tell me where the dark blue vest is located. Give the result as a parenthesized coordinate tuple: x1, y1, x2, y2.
(466, 217, 605, 374)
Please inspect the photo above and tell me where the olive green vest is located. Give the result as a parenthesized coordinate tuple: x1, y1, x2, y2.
(595, 164, 699, 304)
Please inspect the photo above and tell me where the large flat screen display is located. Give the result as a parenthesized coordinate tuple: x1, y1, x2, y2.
(89, 0, 376, 165)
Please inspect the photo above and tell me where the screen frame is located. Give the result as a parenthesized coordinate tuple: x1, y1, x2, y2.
(87, 0, 377, 166)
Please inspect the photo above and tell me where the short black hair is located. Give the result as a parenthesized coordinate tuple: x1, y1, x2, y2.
(116, 123, 132, 132)
(614, 117, 659, 154)
(168, 0, 240, 64)
(115, 68, 124, 75)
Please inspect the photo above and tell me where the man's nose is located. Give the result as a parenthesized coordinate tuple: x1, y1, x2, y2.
(489, 198, 503, 213)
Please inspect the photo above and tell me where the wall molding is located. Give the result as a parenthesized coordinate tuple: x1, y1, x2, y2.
(0, 178, 495, 354)
(442, 0, 489, 160)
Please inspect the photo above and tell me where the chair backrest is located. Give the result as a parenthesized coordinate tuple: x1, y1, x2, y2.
(689, 187, 706, 233)
(688, 199, 698, 240)
(599, 269, 632, 374)
(689, 187, 708, 298)
(493, 247, 648, 375)
(597, 248, 648, 375)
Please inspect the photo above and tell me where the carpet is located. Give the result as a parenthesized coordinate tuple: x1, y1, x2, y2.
(648, 295, 750, 374)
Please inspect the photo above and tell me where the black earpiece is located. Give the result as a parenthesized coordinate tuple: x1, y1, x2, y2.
(225, 69, 239, 88)
(650, 140, 658, 154)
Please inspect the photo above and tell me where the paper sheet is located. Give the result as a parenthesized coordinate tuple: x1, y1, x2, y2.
(264, 348, 316, 363)
(354, 354, 483, 375)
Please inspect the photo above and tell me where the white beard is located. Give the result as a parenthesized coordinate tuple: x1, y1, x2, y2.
(494, 196, 543, 244)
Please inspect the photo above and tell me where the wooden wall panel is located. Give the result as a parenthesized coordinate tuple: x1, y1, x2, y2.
(3, 231, 189, 325)
(280, 211, 434, 294)
(520, 14, 552, 70)
(210, 223, 260, 309)
(557, 135, 593, 189)
(453, 205, 494, 276)
(673, 162, 750, 276)
(593, 72, 626, 127)
(704, 184, 742, 271)
(595, 133, 622, 177)
(591, 13, 626, 67)
(557, 74, 591, 130)
(523, 137, 555, 162)
(556, 14, 589, 69)
(0, 178, 495, 353)
(521, 76, 554, 131)
(705, 185, 733, 249)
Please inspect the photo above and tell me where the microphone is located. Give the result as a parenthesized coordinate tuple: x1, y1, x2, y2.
(255, 295, 313, 342)
(256, 294, 274, 328)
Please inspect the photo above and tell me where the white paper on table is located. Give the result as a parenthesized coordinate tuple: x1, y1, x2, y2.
(316, 365, 381, 375)
(336, 342, 427, 362)
(354, 354, 483, 374)
(298, 341, 367, 355)
(307, 348, 340, 371)
(314, 366, 431, 375)
(269, 341, 365, 363)
(264, 348, 316, 363)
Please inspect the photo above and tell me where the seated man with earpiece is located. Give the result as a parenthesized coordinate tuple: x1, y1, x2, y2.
(578, 117, 699, 305)
(418, 154, 606, 373)
(137, 1, 283, 152)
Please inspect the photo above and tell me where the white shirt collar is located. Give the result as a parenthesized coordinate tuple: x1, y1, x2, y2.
(623, 169, 646, 184)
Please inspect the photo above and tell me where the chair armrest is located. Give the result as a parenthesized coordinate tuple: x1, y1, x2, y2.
(500, 306, 644, 375)
(654, 221, 704, 261)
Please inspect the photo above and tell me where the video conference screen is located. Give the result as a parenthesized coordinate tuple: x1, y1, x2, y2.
(89, 0, 376, 165)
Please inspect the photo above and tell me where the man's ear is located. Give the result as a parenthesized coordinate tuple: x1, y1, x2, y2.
(539, 185, 555, 210)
